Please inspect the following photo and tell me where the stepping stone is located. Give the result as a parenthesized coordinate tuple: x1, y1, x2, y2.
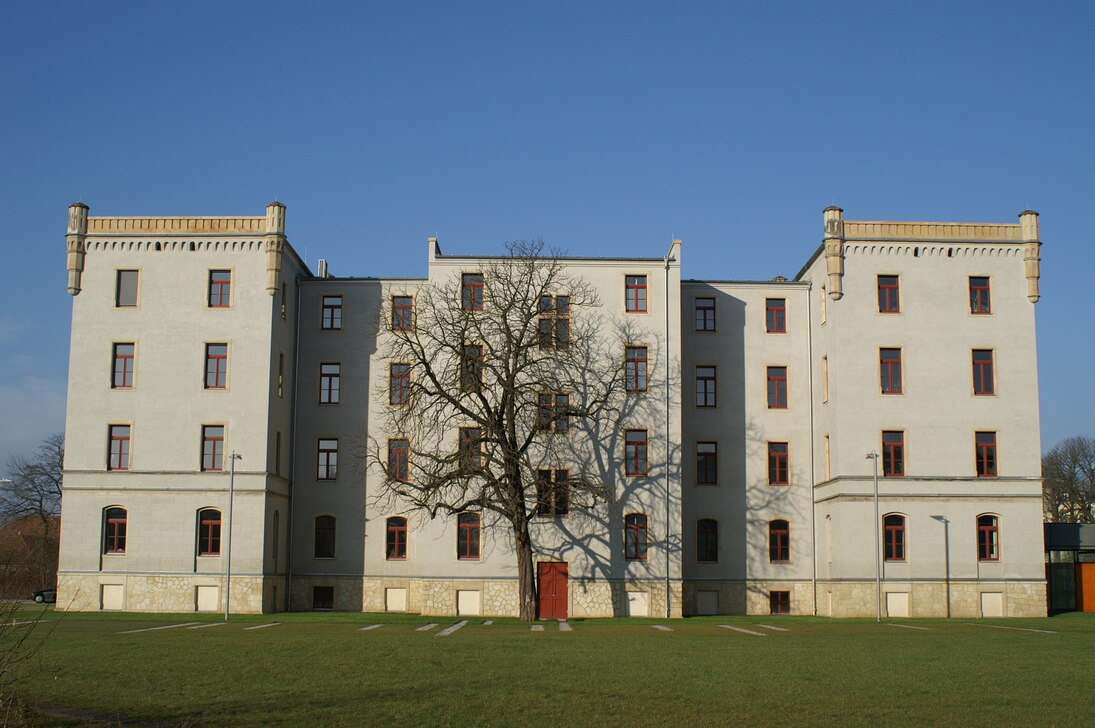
(558, 621, 573, 632)
(119, 622, 200, 634)
(719, 625, 766, 636)
(359, 624, 383, 631)
(482, 620, 494, 625)
(243, 622, 280, 630)
(651, 625, 673, 631)
(187, 622, 226, 629)
(437, 620, 468, 636)
(416, 623, 439, 632)
(756, 624, 788, 632)
(531, 624, 544, 631)
(966, 623, 1055, 634)
(890, 624, 929, 630)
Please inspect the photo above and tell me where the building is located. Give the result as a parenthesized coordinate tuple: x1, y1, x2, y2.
(55, 203, 1048, 618)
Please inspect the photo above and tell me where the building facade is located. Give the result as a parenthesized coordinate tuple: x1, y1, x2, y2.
(55, 203, 1047, 618)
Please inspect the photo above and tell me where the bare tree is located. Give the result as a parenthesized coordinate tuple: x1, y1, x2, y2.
(1, 434, 63, 536)
(364, 241, 630, 620)
(1042, 435, 1095, 523)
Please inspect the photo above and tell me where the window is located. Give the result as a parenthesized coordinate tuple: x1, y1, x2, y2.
(625, 346, 648, 393)
(281, 282, 287, 319)
(970, 277, 991, 314)
(536, 469, 570, 517)
(769, 520, 790, 562)
(538, 295, 570, 350)
(197, 509, 221, 556)
(972, 350, 995, 395)
(697, 519, 718, 562)
(696, 366, 716, 407)
(457, 512, 480, 559)
(877, 275, 900, 313)
(275, 431, 282, 477)
(766, 298, 786, 333)
(208, 270, 231, 308)
(459, 427, 481, 471)
(767, 366, 788, 409)
(201, 426, 224, 472)
(392, 296, 413, 331)
(205, 344, 228, 389)
(882, 431, 904, 477)
(696, 442, 717, 485)
(625, 430, 648, 476)
(625, 513, 648, 560)
(388, 439, 409, 482)
(103, 507, 127, 554)
(320, 363, 341, 405)
(461, 344, 483, 392)
(880, 348, 902, 394)
(769, 591, 790, 615)
(317, 439, 338, 480)
(977, 515, 999, 561)
(112, 343, 134, 389)
(389, 363, 410, 405)
(108, 425, 130, 471)
(462, 273, 484, 311)
(975, 432, 997, 477)
(537, 393, 569, 434)
(821, 355, 829, 402)
(768, 442, 789, 485)
(386, 516, 407, 559)
(695, 297, 715, 331)
(884, 514, 906, 561)
(312, 586, 334, 610)
(115, 270, 139, 307)
(277, 352, 284, 398)
(625, 275, 647, 313)
(321, 296, 343, 330)
(314, 516, 336, 558)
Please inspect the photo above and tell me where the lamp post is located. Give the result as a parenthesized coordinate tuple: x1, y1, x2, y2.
(931, 515, 951, 618)
(225, 452, 241, 621)
(865, 451, 881, 622)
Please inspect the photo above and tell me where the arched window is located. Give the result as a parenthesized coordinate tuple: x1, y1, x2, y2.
(884, 514, 906, 561)
(197, 508, 221, 556)
(625, 513, 648, 560)
(103, 507, 127, 554)
(314, 516, 336, 559)
(768, 520, 789, 562)
(457, 513, 480, 560)
(386, 517, 408, 560)
(977, 515, 999, 561)
(697, 519, 718, 562)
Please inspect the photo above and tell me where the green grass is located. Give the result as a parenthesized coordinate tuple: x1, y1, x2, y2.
(7, 609, 1094, 727)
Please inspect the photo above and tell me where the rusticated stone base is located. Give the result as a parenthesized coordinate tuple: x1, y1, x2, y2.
(818, 580, 1047, 618)
(683, 581, 815, 615)
(55, 572, 267, 613)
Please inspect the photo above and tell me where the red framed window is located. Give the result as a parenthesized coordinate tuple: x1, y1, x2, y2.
(969, 277, 991, 314)
(767, 366, 787, 409)
(769, 520, 790, 562)
(538, 295, 570, 350)
(537, 393, 569, 434)
(769, 591, 790, 615)
(197, 508, 221, 556)
(320, 363, 341, 404)
(625, 513, 648, 560)
(108, 425, 130, 471)
(459, 427, 481, 471)
(204, 344, 228, 389)
(972, 350, 995, 395)
(388, 438, 409, 482)
(879, 348, 902, 394)
(317, 438, 338, 480)
(322, 296, 343, 330)
(882, 431, 904, 477)
(103, 507, 127, 554)
(115, 270, 139, 307)
(112, 343, 135, 388)
(391, 296, 413, 331)
(625, 275, 647, 313)
(202, 425, 225, 472)
(461, 344, 483, 392)
(696, 442, 717, 485)
(696, 366, 716, 407)
(386, 516, 408, 559)
(625, 429, 648, 476)
(977, 515, 999, 561)
(462, 273, 484, 311)
(457, 512, 480, 559)
(695, 297, 716, 331)
(877, 275, 900, 313)
(697, 519, 718, 562)
(208, 270, 231, 308)
(883, 514, 906, 561)
(975, 432, 997, 477)
(390, 363, 410, 405)
(314, 516, 336, 558)
(766, 298, 786, 333)
(768, 442, 789, 485)
(536, 469, 570, 517)
(625, 346, 648, 393)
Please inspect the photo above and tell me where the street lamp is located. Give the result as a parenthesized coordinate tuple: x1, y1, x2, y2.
(225, 452, 242, 621)
(865, 451, 881, 622)
(931, 515, 951, 618)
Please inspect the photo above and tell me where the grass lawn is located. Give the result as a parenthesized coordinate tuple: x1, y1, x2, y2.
(6, 609, 1093, 727)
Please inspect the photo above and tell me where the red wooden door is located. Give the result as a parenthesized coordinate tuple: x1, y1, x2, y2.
(1078, 563, 1095, 612)
(538, 562, 568, 619)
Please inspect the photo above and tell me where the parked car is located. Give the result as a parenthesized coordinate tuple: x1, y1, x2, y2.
(32, 589, 56, 604)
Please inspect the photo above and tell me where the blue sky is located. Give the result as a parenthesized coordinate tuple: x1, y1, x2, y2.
(1, 1, 1092, 466)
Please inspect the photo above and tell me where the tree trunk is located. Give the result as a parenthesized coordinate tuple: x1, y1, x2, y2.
(513, 519, 538, 621)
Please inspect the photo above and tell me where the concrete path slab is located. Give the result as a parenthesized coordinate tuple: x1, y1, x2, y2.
(119, 622, 200, 634)
(890, 623, 930, 630)
(756, 624, 788, 631)
(558, 620, 573, 632)
(651, 624, 673, 631)
(243, 622, 280, 630)
(966, 623, 1056, 634)
(187, 622, 226, 629)
(437, 620, 468, 636)
(359, 624, 383, 631)
(9, 620, 54, 627)
(482, 620, 494, 625)
(531, 624, 544, 631)
(415, 623, 439, 632)
(719, 624, 766, 636)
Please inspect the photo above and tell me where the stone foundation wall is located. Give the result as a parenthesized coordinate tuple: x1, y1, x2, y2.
(819, 580, 1047, 618)
(56, 573, 265, 613)
(289, 576, 364, 611)
(683, 581, 815, 615)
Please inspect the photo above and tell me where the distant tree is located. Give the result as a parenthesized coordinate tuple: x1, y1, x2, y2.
(1042, 435, 1095, 523)
(1, 434, 63, 594)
